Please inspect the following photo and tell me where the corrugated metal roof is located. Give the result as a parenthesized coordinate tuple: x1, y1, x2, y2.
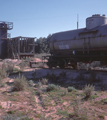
(50, 24, 107, 41)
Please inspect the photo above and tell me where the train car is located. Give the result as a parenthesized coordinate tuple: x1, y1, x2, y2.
(47, 14, 107, 69)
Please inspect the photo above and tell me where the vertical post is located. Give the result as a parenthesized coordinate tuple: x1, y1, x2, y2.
(18, 37, 20, 60)
(77, 14, 79, 29)
(33, 38, 35, 56)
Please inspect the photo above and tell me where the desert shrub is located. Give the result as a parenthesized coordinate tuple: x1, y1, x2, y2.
(96, 98, 107, 104)
(2, 62, 7, 70)
(20, 117, 33, 120)
(73, 99, 82, 116)
(0, 82, 5, 87)
(24, 57, 31, 66)
(37, 81, 42, 88)
(28, 80, 34, 87)
(6, 62, 14, 74)
(47, 84, 58, 91)
(57, 109, 69, 117)
(70, 99, 88, 119)
(36, 89, 43, 96)
(41, 78, 48, 85)
(40, 114, 51, 120)
(12, 74, 27, 91)
(13, 67, 21, 72)
(67, 86, 77, 92)
(19, 60, 26, 70)
(83, 84, 95, 98)
(41, 87, 47, 93)
(0, 68, 7, 80)
(1, 114, 17, 120)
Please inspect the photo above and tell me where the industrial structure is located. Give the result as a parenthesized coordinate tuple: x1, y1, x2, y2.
(0, 21, 35, 59)
(47, 14, 107, 69)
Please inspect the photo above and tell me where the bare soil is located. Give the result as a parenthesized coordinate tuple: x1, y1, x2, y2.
(0, 58, 107, 120)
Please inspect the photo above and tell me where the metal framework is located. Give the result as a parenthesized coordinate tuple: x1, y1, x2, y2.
(7, 36, 35, 59)
(0, 21, 13, 30)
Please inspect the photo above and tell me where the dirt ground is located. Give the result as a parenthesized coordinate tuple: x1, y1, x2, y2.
(0, 58, 107, 120)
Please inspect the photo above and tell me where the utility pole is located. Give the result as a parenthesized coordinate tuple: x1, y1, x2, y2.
(77, 14, 79, 29)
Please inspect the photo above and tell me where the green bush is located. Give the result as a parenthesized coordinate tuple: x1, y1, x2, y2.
(28, 80, 34, 87)
(47, 84, 58, 92)
(12, 74, 27, 91)
(83, 84, 95, 98)
(67, 86, 77, 92)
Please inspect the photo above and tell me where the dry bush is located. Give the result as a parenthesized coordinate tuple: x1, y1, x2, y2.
(1, 61, 15, 76)
(41, 78, 48, 85)
(6, 61, 14, 74)
(73, 99, 82, 116)
(0, 69, 7, 80)
(69, 99, 88, 120)
(83, 84, 95, 98)
(19, 60, 26, 70)
(12, 74, 27, 91)
(36, 89, 43, 96)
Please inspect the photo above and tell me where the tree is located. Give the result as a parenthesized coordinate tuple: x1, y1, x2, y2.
(35, 34, 51, 53)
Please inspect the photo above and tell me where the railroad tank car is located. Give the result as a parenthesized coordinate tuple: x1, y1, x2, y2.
(47, 14, 107, 69)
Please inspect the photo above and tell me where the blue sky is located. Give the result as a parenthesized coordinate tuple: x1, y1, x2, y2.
(0, 0, 107, 39)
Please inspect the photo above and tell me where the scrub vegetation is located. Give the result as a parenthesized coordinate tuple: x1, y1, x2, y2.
(0, 58, 107, 120)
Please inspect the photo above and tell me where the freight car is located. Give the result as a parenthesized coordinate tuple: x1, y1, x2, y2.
(46, 14, 107, 69)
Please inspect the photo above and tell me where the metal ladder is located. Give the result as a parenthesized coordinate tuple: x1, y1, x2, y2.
(83, 38, 90, 54)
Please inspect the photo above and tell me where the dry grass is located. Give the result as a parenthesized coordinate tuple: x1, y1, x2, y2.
(83, 84, 95, 98)
(0, 64, 107, 120)
(12, 74, 27, 91)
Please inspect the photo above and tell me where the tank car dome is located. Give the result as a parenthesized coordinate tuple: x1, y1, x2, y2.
(86, 14, 107, 30)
